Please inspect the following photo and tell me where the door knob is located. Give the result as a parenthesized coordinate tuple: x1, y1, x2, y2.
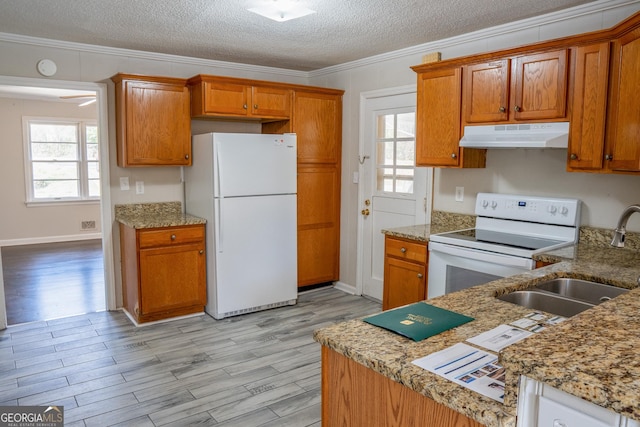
(514, 105, 522, 112)
(364, 199, 371, 206)
(361, 208, 370, 216)
(417, 273, 423, 279)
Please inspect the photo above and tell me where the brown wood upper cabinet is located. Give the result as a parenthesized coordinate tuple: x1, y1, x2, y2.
(415, 67, 486, 168)
(188, 75, 291, 120)
(567, 43, 610, 171)
(462, 49, 569, 124)
(605, 25, 640, 173)
(111, 74, 191, 167)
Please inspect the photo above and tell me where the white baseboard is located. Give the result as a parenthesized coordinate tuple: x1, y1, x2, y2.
(0, 233, 102, 247)
(333, 281, 358, 295)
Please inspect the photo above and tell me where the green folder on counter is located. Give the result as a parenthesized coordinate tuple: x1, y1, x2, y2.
(363, 302, 474, 341)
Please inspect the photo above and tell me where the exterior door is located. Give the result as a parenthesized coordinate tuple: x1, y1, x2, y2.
(358, 88, 431, 301)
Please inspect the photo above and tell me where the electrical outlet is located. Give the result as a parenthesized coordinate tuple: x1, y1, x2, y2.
(136, 181, 144, 194)
(81, 220, 96, 230)
(455, 186, 464, 202)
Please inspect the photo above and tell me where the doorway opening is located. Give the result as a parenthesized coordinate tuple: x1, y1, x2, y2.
(0, 76, 115, 328)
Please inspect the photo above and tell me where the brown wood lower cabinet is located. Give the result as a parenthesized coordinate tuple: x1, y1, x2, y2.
(383, 235, 428, 310)
(321, 346, 484, 427)
(120, 223, 206, 323)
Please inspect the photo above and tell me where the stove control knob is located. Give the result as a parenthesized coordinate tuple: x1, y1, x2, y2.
(490, 201, 498, 209)
(548, 205, 558, 214)
(560, 206, 569, 215)
(482, 200, 489, 208)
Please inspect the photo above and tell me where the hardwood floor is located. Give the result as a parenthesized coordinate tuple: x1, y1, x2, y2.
(1, 240, 105, 325)
(0, 287, 381, 426)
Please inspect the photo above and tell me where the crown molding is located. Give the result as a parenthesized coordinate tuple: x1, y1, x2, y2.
(309, 0, 640, 77)
(0, 32, 308, 79)
(0, 0, 637, 80)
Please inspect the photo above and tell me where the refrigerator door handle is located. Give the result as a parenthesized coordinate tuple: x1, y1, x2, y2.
(215, 141, 224, 252)
(216, 198, 224, 253)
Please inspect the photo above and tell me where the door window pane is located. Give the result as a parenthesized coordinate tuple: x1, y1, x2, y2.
(375, 112, 416, 194)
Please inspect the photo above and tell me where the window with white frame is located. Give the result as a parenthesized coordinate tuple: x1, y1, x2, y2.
(24, 118, 100, 203)
(375, 111, 416, 194)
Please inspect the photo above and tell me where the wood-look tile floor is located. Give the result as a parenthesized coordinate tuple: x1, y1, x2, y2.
(0, 288, 381, 426)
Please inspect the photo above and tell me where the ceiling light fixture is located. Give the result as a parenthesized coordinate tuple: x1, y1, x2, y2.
(248, 0, 316, 22)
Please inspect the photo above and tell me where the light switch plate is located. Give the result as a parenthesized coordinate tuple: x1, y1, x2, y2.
(120, 177, 130, 191)
(135, 181, 144, 194)
(455, 186, 464, 202)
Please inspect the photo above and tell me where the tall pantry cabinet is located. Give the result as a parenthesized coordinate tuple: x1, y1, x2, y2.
(264, 88, 344, 287)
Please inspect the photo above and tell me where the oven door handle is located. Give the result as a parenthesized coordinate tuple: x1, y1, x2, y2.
(428, 241, 535, 269)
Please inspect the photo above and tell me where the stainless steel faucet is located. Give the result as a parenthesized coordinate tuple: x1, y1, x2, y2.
(611, 204, 640, 247)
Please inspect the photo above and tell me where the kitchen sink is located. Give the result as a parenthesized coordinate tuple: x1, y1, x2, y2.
(497, 290, 594, 317)
(533, 278, 629, 305)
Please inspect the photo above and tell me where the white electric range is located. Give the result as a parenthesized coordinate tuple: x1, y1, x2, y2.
(428, 193, 581, 298)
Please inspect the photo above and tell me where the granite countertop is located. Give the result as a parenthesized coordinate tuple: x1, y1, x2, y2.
(381, 211, 476, 241)
(115, 201, 206, 229)
(315, 229, 640, 426)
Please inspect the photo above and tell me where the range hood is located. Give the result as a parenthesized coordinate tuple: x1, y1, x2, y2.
(459, 122, 570, 149)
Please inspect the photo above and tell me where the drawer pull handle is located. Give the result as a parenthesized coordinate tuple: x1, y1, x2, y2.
(400, 247, 407, 253)
(171, 234, 176, 240)
(417, 273, 423, 279)
(199, 250, 204, 254)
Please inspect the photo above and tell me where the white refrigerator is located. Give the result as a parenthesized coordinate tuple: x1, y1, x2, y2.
(184, 133, 297, 319)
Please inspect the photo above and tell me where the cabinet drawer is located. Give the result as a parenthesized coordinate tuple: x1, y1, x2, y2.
(138, 225, 204, 248)
(385, 237, 427, 263)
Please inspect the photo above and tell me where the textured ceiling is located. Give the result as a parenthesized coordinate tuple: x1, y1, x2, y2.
(0, 0, 599, 71)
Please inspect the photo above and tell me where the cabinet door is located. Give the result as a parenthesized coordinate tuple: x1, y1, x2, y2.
(138, 242, 206, 315)
(123, 80, 191, 166)
(293, 91, 342, 164)
(568, 43, 609, 171)
(606, 27, 640, 172)
(383, 257, 426, 310)
(297, 165, 340, 286)
(251, 86, 291, 118)
(203, 81, 250, 116)
(463, 59, 510, 123)
(293, 90, 343, 288)
(511, 50, 568, 121)
(416, 67, 463, 166)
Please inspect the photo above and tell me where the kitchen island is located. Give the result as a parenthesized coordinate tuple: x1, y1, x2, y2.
(314, 234, 640, 426)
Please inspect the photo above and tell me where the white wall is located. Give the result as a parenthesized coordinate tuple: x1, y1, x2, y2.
(0, 97, 102, 244)
(309, 0, 640, 290)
